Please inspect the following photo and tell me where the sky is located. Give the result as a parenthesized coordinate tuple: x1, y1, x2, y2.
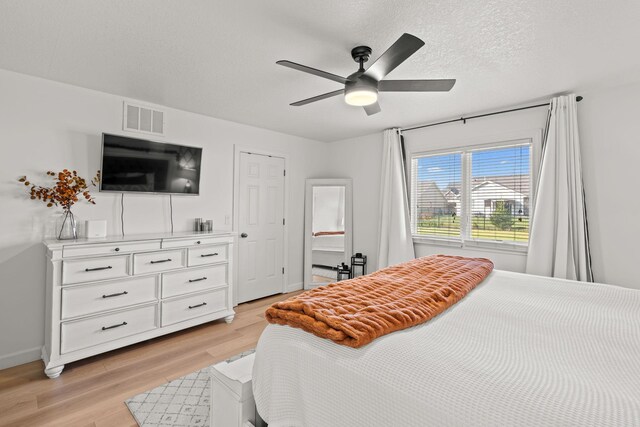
(416, 145, 530, 190)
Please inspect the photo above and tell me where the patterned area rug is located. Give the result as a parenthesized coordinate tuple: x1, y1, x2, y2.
(125, 350, 255, 427)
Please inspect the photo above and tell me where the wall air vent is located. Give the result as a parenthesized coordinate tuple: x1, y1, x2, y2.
(123, 101, 165, 136)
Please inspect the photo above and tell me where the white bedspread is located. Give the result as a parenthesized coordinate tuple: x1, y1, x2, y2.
(253, 270, 640, 426)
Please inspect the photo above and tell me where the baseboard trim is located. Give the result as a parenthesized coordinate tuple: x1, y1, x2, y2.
(286, 282, 303, 293)
(0, 346, 42, 370)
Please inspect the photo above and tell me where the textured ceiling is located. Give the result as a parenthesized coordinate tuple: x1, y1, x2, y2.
(1, 0, 640, 141)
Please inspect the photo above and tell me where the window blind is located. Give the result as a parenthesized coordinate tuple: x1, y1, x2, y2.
(410, 141, 532, 247)
(411, 152, 462, 239)
(469, 144, 531, 243)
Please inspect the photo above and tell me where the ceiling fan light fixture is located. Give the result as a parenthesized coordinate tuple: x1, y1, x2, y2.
(344, 87, 378, 106)
(278, 33, 454, 115)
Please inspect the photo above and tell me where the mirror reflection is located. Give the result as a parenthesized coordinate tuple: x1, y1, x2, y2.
(311, 186, 346, 284)
(304, 179, 352, 289)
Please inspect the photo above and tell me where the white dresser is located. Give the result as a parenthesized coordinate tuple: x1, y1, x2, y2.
(42, 231, 235, 378)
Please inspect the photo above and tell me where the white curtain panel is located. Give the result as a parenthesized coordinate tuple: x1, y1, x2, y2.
(377, 128, 415, 268)
(526, 94, 593, 281)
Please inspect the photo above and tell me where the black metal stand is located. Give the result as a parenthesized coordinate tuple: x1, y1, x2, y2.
(351, 253, 367, 278)
(337, 262, 351, 281)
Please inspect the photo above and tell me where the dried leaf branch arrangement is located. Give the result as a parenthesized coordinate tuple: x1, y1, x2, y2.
(18, 169, 101, 212)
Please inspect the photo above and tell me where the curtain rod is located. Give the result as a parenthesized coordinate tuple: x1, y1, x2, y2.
(402, 96, 583, 132)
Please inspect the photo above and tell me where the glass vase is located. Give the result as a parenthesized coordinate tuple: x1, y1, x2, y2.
(58, 210, 78, 240)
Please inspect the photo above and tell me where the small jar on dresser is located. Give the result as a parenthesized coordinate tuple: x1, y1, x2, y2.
(42, 231, 236, 378)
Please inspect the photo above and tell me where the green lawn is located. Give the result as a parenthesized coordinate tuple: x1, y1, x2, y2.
(416, 215, 529, 242)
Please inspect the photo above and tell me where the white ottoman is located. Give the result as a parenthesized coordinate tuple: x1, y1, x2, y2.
(210, 353, 257, 427)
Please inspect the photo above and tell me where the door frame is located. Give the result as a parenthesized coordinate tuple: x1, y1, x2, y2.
(233, 145, 289, 306)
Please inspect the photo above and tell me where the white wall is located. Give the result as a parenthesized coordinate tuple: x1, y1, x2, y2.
(324, 133, 384, 272)
(0, 69, 329, 368)
(579, 81, 640, 289)
(312, 186, 345, 233)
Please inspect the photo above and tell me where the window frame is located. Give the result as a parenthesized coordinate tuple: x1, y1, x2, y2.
(407, 133, 541, 253)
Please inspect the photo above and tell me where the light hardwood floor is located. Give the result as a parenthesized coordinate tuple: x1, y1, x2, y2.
(0, 292, 298, 427)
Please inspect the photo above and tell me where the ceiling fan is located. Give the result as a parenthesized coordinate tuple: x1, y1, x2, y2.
(277, 33, 456, 116)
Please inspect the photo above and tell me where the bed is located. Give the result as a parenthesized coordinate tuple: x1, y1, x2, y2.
(252, 269, 640, 426)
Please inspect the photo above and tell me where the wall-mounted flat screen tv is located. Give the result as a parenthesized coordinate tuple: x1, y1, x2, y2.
(100, 133, 202, 195)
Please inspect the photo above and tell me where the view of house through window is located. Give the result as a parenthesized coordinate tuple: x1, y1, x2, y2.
(411, 152, 462, 238)
(410, 142, 531, 245)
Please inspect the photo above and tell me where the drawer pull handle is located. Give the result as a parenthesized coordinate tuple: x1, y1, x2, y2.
(114, 247, 120, 252)
(188, 302, 207, 309)
(102, 291, 129, 298)
(188, 277, 208, 283)
(85, 266, 112, 272)
(102, 321, 127, 331)
(200, 253, 218, 258)
(196, 241, 201, 244)
(150, 258, 172, 264)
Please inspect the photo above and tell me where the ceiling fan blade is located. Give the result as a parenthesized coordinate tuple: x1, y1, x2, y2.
(379, 79, 456, 92)
(364, 33, 425, 81)
(276, 60, 347, 84)
(290, 89, 344, 106)
(363, 102, 381, 116)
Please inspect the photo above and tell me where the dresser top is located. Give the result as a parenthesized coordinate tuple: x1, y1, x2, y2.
(44, 230, 235, 250)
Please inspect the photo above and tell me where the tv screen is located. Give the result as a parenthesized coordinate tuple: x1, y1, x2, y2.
(100, 133, 202, 195)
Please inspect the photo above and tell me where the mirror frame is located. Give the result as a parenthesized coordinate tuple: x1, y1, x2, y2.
(304, 178, 353, 289)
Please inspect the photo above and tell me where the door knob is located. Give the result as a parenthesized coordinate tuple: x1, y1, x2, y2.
(241, 233, 248, 238)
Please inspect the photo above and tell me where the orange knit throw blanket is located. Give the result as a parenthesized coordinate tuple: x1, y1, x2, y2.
(265, 255, 494, 348)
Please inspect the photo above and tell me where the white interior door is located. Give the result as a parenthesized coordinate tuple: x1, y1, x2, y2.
(237, 152, 285, 303)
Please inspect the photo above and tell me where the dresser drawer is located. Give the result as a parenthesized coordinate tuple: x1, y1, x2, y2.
(162, 236, 225, 249)
(62, 255, 130, 285)
(187, 245, 228, 267)
(61, 304, 158, 354)
(62, 240, 161, 258)
(61, 276, 158, 320)
(162, 265, 228, 299)
(133, 249, 186, 275)
(161, 288, 229, 327)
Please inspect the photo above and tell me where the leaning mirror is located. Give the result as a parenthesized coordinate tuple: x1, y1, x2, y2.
(304, 179, 353, 289)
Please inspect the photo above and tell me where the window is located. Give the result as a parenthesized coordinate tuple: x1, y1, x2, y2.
(411, 152, 462, 238)
(410, 141, 532, 249)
